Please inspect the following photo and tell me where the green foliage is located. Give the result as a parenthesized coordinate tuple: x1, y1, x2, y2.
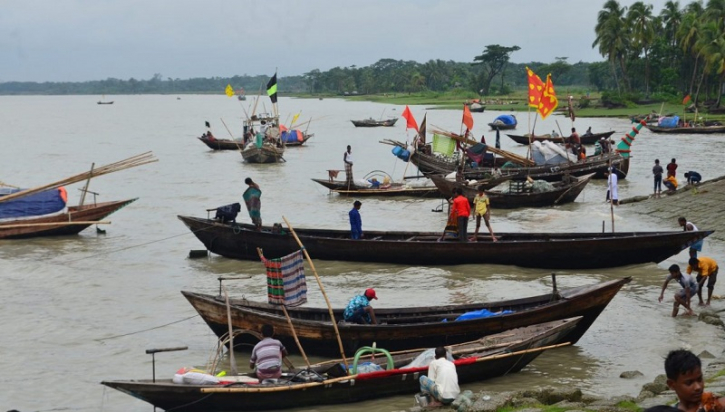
(616, 400, 642, 412)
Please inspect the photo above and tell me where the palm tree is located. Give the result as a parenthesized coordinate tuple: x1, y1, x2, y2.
(592, 0, 630, 92)
(695, 21, 725, 107)
(627, 2, 656, 96)
(677, 11, 704, 98)
(660, 1, 683, 48)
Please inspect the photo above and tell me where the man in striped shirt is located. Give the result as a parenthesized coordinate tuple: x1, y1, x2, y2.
(250, 324, 289, 380)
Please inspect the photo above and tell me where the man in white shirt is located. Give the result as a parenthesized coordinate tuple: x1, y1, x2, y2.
(419, 346, 460, 406)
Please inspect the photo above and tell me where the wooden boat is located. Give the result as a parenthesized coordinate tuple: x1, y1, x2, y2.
(506, 131, 616, 145)
(351, 118, 398, 127)
(101, 318, 580, 412)
(197, 136, 243, 151)
(467, 103, 486, 113)
(0, 199, 137, 239)
(488, 114, 517, 130)
(240, 143, 284, 163)
(645, 124, 725, 134)
(408, 147, 628, 181)
(280, 131, 313, 147)
(177, 215, 711, 269)
(311, 178, 442, 198)
(183, 276, 626, 356)
(97, 101, 114, 105)
(430, 173, 594, 209)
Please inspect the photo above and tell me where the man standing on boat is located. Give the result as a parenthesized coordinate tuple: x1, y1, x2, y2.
(452, 188, 471, 242)
(349, 200, 362, 239)
(243, 178, 262, 231)
(344, 145, 354, 187)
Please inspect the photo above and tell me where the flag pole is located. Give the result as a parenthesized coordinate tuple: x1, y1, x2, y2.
(282, 216, 350, 372)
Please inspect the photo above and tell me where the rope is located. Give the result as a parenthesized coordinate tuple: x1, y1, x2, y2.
(61, 225, 213, 264)
(95, 315, 199, 341)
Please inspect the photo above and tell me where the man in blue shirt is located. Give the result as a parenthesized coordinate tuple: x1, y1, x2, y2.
(684, 171, 702, 185)
(343, 288, 378, 324)
(349, 200, 362, 239)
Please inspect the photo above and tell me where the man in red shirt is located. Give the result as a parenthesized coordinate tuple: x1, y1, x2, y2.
(452, 188, 471, 242)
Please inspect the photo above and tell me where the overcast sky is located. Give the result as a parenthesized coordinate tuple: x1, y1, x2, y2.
(1, 0, 671, 83)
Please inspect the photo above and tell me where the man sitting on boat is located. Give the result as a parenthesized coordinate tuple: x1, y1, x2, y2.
(343, 288, 378, 324)
(250, 324, 289, 381)
(419, 346, 460, 407)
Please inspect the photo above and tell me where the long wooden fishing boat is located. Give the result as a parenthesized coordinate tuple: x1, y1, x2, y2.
(240, 144, 285, 163)
(645, 124, 725, 134)
(408, 148, 628, 181)
(198, 136, 244, 151)
(101, 318, 579, 412)
(311, 178, 442, 198)
(488, 114, 517, 130)
(183, 276, 626, 356)
(178, 215, 710, 269)
(430, 173, 593, 209)
(0, 199, 137, 239)
(506, 131, 616, 145)
(351, 118, 398, 127)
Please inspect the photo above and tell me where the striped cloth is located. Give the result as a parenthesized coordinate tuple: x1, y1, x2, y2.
(262, 250, 307, 307)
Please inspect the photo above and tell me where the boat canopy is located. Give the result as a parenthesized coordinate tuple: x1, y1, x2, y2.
(0, 187, 67, 220)
(658, 116, 679, 128)
(531, 141, 577, 165)
(492, 114, 517, 125)
(280, 130, 303, 143)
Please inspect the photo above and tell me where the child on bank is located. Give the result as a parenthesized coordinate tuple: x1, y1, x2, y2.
(665, 349, 725, 412)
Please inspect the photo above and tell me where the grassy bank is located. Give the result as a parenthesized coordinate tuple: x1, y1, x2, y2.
(297, 91, 725, 121)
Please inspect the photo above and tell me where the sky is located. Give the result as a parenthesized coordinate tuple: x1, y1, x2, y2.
(0, 0, 672, 83)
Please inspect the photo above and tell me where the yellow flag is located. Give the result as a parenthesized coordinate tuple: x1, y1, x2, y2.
(291, 112, 300, 125)
(225, 84, 234, 97)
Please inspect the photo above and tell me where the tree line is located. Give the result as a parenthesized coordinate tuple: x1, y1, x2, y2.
(2, 0, 723, 109)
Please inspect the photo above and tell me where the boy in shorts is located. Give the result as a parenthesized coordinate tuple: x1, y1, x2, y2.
(470, 185, 497, 242)
(659, 264, 697, 317)
(687, 256, 719, 307)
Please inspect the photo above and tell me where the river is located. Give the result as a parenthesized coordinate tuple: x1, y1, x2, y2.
(1, 95, 724, 412)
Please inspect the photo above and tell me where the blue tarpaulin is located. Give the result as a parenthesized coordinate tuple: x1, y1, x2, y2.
(492, 114, 517, 125)
(455, 308, 513, 321)
(0, 188, 67, 220)
(658, 116, 679, 128)
(281, 130, 303, 143)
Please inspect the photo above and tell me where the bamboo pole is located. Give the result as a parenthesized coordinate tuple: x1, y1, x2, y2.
(257, 247, 311, 369)
(220, 118, 243, 151)
(223, 286, 239, 376)
(201, 342, 571, 393)
(0, 152, 157, 204)
(0, 221, 111, 229)
(282, 216, 349, 372)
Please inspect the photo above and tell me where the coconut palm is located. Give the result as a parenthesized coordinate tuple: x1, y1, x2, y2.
(660, 1, 683, 48)
(677, 11, 704, 98)
(593, 0, 630, 92)
(695, 21, 725, 107)
(627, 2, 656, 96)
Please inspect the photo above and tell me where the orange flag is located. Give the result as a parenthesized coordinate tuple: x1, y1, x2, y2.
(401, 105, 418, 131)
(537, 74, 559, 120)
(683, 95, 691, 105)
(462, 104, 474, 131)
(526, 67, 545, 109)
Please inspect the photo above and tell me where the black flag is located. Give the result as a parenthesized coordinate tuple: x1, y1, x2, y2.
(266, 73, 278, 104)
(205, 121, 211, 128)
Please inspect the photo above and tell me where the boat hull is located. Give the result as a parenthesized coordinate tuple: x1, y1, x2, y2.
(177, 216, 710, 269)
(0, 199, 137, 239)
(311, 179, 442, 198)
(102, 319, 578, 412)
(182, 278, 627, 356)
(506, 131, 616, 145)
(646, 125, 725, 134)
(241, 146, 284, 163)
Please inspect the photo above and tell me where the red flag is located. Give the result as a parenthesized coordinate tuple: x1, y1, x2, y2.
(401, 105, 418, 131)
(537, 74, 558, 120)
(462, 104, 474, 131)
(526, 67, 545, 109)
(683, 95, 691, 105)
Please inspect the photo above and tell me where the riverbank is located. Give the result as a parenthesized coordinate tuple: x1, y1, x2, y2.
(619, 175, 725, 243)
(403, 309, 725, 412)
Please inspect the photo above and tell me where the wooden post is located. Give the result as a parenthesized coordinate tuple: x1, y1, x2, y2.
(257, 247, 311, 369)
(222, 286, 239, 376)
(282, 216, 349, 372)
(78, 163, 95, 207)
(220, 118, 243, 151)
